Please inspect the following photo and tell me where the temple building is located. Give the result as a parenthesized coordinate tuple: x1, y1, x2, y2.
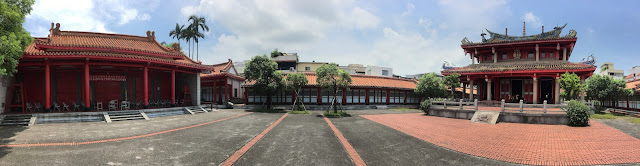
(441, 24, 596, 104)
(3, 23, 210, 113)
(200, 59, 245, 104)
(243, 73, 420, 105)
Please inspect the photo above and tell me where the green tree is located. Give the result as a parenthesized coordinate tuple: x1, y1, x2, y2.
(316, 63, 352, 113)
(168, 23, 184, 48)
(181, 28, 193, 58)
(443, 73, 461, 97)
(558, 72, 585, 100)
(286, 73, 308, 110)
(187, 15, 209, 61)
(586, 74, 632, 106)
(270, 49, 283, 58)
(414, 73, 447, 99)
(244, 55, 286, 109)
(0, 0, 34, 76)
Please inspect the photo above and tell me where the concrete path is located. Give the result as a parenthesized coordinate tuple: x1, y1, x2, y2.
(234, 113, 352, 166)
(0, 112, 283, 165)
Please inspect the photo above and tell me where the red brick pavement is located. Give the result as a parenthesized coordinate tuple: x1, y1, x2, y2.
(362, 113, 640, 165)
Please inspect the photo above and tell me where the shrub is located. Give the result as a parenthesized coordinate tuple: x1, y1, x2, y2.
(290, 110, 311, 114)
(419, 100, 431, 113)
(566, 100, 590, 126)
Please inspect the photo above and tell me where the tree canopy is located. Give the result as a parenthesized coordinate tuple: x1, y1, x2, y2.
(286, 72, 309, 110)
(0, 0, 34, 76)
(442, 73, 461, 97)
(585, 74, 632, 102)
(414, 73, 447, 99)
(270, 49, 283, 58)
(244, 55, 285, 108)
(316, 63, 352, 113)
(558, 72, 585, 100)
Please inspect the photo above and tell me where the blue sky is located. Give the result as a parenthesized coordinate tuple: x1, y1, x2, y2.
(23, 0, 640, 76)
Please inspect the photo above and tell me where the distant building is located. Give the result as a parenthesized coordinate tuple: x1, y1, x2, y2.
(599, 62, 624, 79)
(626, 66, 640, 82)
(233, 60, 249, 76)
(339, 64, 393, 77)
(272, 53, 298, 73)
(296, 61, 328, 73)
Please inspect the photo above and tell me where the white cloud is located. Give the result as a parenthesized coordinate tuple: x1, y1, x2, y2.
(347, 7, 380, 30)
(26, 0, 155, 36)
(401, 3, 415, 16)
(522, 12, 542, 28)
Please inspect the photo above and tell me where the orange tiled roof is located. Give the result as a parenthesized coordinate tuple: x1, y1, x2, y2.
(243, 73, 417, 90)
(442, 60, 596, 74)
(22, 23, 212, 70)
(200, 59, 244, 80)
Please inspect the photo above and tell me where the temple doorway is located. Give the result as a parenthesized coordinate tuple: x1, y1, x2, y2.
(540, 79, 553, 103)
(511, 80, 523, 101)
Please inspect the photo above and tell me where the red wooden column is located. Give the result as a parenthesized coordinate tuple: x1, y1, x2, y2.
(365, 88, 370, 105)
(404, 90, 407, 105)
(244, 88, 248, 104)
(292, 90, 296, 105)
(143, 64, 149, 107)
(225, 81, 229, 102)
(45, 59, 51, 110)
(213, 80, 217, 103)
(83, 59, 90, 110)
(171, 69, 175, 105)
(386, 89, 390, 105)
(317, 87, 321, 104)
(342, 88, 347, 104)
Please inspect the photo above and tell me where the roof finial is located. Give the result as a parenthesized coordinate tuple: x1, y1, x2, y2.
(542, 25, 544, 33)
(505, 28, 508, 36)
(523, 22, 526, 37)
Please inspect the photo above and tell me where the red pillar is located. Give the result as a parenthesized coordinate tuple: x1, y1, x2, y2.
(213, 80, 217, 103)
(225, 81, 229, 102)
(171, 69, 175, 105)
(292, 90, 296, 105)
(365, 88, 370, 105)
(143, 65, 149, 107)
(342, 88, 347, 104)
(84, 60, 90, 110)
(404, 90, 407, 105)
(244, 88, 248, 104)
(45, 59, 51, 110)
(386, 89, 390, 105)
(317, 87, 321, 104)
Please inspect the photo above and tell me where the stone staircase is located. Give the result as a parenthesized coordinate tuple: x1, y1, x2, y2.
(104, 110, 149, 123)
(0, 114, 35, 126)
(184, 106, 209, 114)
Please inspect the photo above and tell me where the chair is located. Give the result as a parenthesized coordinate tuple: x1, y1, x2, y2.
(53, 102, 61, 112)
(96, 102, 103, 111)
(113, 100, 119, 110)
(34, 102, 43, 112)
(108, 100, 117, 111)
(162, 100, 168, 107)
(26, 103, 34, 112)
(80, 101, 87, 110)
(73, 102, 82, 111)
(120, 101, 128, 110)
(62, 102, 71, 111)
(179, 99, 184, 107)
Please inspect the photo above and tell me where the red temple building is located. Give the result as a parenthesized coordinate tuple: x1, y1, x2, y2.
(442, 24, 596, 104)
(200, 59, 246, 104)
(4, 23, 211, 113)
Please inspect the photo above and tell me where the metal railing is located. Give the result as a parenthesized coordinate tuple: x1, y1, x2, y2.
(429, 98, 594, 114)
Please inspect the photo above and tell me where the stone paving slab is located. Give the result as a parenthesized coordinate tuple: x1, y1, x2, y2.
(0, 112, 284, 166)
(362, 113, 640, 165)
(234, 113, 352, 166)
(0, 109, 247, 144)
(330, 112, 512, 166)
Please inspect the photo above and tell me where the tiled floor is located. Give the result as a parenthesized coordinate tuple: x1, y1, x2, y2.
(362, 113, 640, 165)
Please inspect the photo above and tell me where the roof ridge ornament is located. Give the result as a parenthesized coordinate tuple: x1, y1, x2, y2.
(146, 31, 155, 40)
(49, 22, 61, 36)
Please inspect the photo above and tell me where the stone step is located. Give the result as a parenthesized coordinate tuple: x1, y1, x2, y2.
(0, 122, 29, 126)
(109, 114, 143, 119)
(110, 116, 146, 121)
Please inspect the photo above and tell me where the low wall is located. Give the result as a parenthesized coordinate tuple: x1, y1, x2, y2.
(428, 108, 568, 125)
(233, 104, 419, 110)
(34, 107, 190, 124)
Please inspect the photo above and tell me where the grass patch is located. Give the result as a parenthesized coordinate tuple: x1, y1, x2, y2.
(590, 113, 619, 119)
(289, 110, 311, 114)
(248, 108, 287, 113)
(323, 111, 351, 117)
(391, 107, 417, 111)
(625, 118, 640, 124)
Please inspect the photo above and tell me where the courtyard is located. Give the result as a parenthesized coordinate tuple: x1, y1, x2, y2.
(0, 109, 638, 166)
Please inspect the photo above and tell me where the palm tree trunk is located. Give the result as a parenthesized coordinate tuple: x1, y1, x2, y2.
(197, 42, 199, 62)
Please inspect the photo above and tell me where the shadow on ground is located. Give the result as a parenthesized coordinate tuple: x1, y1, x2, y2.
(0, 126, 27, 158)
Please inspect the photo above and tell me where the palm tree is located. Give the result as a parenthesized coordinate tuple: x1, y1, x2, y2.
(188, 15, 210, 61)
(181, 28, 193, 58)
(169, 23, 184, 49)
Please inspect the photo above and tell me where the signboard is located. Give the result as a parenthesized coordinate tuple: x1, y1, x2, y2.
(470, 111, 500, 124)
(90, 75, 126, 81)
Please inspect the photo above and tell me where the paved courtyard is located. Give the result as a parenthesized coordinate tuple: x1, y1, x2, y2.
(0, 109, 638, 165)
